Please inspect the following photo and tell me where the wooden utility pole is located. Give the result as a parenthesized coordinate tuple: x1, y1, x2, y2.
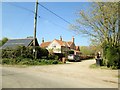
(33, 0, 38, 59)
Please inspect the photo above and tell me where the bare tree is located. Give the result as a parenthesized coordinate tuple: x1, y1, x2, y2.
(70, 2, 119, 47)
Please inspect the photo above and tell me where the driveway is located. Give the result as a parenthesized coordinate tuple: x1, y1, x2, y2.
(1, 59, 118, 88)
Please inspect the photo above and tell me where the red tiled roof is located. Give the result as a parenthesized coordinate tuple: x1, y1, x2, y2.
(40, 42, 51, 48)
(55, 39, 73, 47)
(40, 39, 75, 48)
(67, 42, 73, 47)
(54, 39, 64, 46)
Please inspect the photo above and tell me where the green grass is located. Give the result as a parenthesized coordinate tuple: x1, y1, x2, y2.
(89, 63, 100, 68)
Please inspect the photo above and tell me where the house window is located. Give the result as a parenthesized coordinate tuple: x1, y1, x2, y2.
(52, 44, 56, 48)
(53, 45, 56, 48)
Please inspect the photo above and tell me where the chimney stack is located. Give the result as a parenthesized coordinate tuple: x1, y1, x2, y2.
(60, 36, 62, 41)
(42, 37, 44, 43)
(72, 36, 74, 43)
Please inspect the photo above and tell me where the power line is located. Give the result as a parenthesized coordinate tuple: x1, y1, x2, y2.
(6, 3, 41, 18)
(6, 3, 71, 25)
(38, 3, 72, 25)
(7, 3, 35, 14)
(5, 3, 71, 31)
(39, 16, 69, 31)
(5, 2, 66, 30)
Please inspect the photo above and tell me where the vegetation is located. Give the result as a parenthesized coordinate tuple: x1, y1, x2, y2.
(89, 63, 110, 70)
(2, 46, 49, 59)
(48, 54, 59, 60)
(1, 46, 62, 65)
(80, 46, 101, 56)
(0, 37, 8, 46)
(80, 46, 100, 60)
(103, 44, 120, 69)
(71, 2, 120, 69)
(1, 58, 61, 65)
(80, 55, 94, 60)
(68, 50, 74, 54)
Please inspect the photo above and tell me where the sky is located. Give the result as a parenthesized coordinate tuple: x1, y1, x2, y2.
(2, 2, 92, 46)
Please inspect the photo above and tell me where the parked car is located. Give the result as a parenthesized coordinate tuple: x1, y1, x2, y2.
(68, 54, 80, 62)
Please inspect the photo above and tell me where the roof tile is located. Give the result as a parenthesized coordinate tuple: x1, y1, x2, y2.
(40, 42, 51, 48)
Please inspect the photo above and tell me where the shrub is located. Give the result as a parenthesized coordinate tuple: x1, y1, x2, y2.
(48, 54, 59, 60)
(41, 48, 49, 58)
(54, 55, 59, 60)
(18, 58, 37, 65)
(14, 57, 23, 63)
(2, 46, 49, 59)
(0, 37, 8, 46)
(2, 58, 11, 64)
(68, 50, 74, 54)
(52, 60, 58, 64)
(105, 45, 120, 69)
(2, 58, 61, 65)
(2, 49, 8, 58)
(35, 47, 49, 59)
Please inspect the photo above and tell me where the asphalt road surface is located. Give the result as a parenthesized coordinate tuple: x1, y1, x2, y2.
(1, 60, 118, 88)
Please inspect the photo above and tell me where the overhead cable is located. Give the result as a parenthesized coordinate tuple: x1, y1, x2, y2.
(38, 3, 71, 25)
(6, 3, 41, 18)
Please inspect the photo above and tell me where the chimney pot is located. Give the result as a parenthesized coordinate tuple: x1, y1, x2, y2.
(72, 36, 74, 43)
(42, 37, 44, 43)
(60, 36, 62, 41)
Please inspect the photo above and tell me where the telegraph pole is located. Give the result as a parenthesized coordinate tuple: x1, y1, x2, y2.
(33, 0, 38, 59)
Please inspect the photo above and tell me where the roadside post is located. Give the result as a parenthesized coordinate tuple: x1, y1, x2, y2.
(62, 57, 66, 63)
(95, 52, 102, 66)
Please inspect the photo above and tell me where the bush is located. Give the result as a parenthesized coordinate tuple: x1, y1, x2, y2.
(102, 43, 120, 69)
(2, 57, 62, 65)
(2, 46, 49, 59)
(2, 58, 45, 65)
(105, 45, 120, 69)
(54, 55, 59, 60)
(68, 50, 74, 54)
(2, 58, 11, 64)
(52, 60, 58, 64)
(0, 37, 8, 46)
(14, 57, 23, 63)
(18, 59, 30, 65)
(48, 54, 59, 60)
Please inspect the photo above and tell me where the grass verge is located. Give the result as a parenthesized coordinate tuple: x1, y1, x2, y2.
(1, 64, 28, 68)
(89, 63, 111, 70)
